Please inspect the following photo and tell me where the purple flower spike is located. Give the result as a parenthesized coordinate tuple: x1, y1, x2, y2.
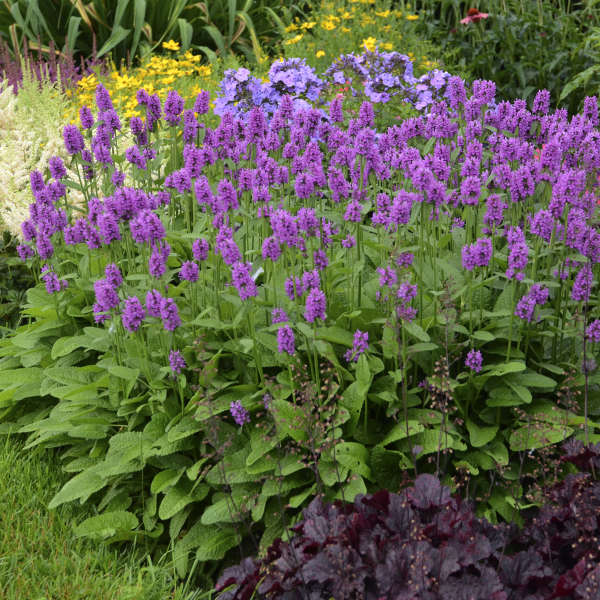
(169, 350, 186, 375)
(180, 261, 199, 282)
(305, 288, 326, 323)
(465, 349, 483, 373)
(277, 325, 295, 355)
(586, 320, 600, 343)
(160, 297, 181, 331)
(344, 329, 369, 363)
(230, 400, 250, 427)
(122, 296, 145, 332)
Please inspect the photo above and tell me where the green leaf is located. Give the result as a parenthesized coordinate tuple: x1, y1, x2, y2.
(356, 354, 370, 387)
(48, 469, 106, 508)
(333, 442, 371, 480)
(74, 511, 137, 540)
(472, 330, 495, 342)
(484, 361, 526, 377)
(96, 24, 131, 58)
(380, 421, 425, 446)
(151, 469, 184, 494)
(159, 480, 208, 520)
(178, 521, 241, 561)
(505, 380, 532, 404)
(509, 423, 573, 451)
(339, 382, 363, 431)
(201, 497, 246, 525)
(270, 399, 308, 442)
(403, 321, 430, 342)
(512, 372, 557, 390)
(466, 419, 498, 448)
(317, 327, 354, 347)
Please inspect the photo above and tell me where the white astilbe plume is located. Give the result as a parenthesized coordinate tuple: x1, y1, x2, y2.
(0, 74, 134, 240)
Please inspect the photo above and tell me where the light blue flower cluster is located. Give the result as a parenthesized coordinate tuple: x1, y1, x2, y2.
(215, 52, 456, 119)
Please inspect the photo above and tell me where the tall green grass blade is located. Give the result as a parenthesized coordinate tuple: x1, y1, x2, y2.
(65, 15, 81, 53)
(177, 17, 193, 50)
(96, 23, 130, 58)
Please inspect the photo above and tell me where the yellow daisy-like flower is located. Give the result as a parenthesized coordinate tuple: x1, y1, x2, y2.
(406, 14, 419, 20)
(162, 40, 180, 51)
(316, 50, 325, 58)
(341, 26, 351, 32)
(362, 36, 377, 52)
(285, 23, 298, 32)
(284, 34, 303, 45)
(300, 21, 316, 30)
(375, 10, 390, 18)
(381, 42, 393, 51)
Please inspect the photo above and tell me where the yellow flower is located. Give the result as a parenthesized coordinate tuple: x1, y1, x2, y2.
(316, 50, 325, 58)
(300, 21, 316, 29)
(362, 36, 377, 52)
(381, 42, 393, 51)
(321, 19, 336, 31)
(375, 10, 390, 18)
(284, 33, 303, 45)
(406, 14, 419, 20)
(341, 26, 350, 32)
(285, 23, 298, 32)
(162, 40, 180, 51)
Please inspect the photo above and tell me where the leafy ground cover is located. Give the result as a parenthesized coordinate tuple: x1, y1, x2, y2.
(0, 435, 207, 599)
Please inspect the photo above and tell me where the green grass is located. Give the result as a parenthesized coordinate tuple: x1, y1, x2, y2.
(0, 435, 210, 600)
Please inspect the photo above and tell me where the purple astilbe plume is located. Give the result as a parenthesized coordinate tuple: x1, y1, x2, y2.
(231, 261, 258, 300)
(194, 90, 210, 115)
(285, 276, 303, 301)
(344, 200, 362, 222)
(122, 296, 145, 332)
(146, 289, 163, 317)
(63, 124, 84, 155)
(160, 297, 181, 331)
(313, 249, 329, 271)
(461, 238, 493, 271)
(125, 145, 147, 170)
(341, 235, 356, 248)
(230, 400, 250, 426)
(183, 109, 199, 143)
(180, 261, 199, 282)
(94, 279, 119, 311)
(465, 349, 483, 372)
(586, 319, 600, 342)
(262, 236, 282, 261)
(95, 83, 113, 111)
(572, 264, 594, 302)
(277, 325, 295, 355)
(169, 350, 186, 375)
(305, 287, 326, 323)
(41, 267, 67, 294)
(149, 246, 167, 278)
(48, 156, 67, 180)
(396, 252, 414, 268)
(192, 238, 210, 261)
(344, 329, 369, 362)
(163, 90, 184, 125)
(272, 308, 288, 324)
(104, 263, 122, 288)
(505, 226, 528, 281)
(79, 106, 94, 130)
(17, 244, 34, 260)
(532, 89, 551, 115)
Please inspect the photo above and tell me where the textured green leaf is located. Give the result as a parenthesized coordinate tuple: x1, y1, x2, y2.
(151, 469, 184, 494)
(74, 511, 138, 540)
(334, 442, 371, 480)
(380, 421, 425, 446)
(466, 419, 498, 448)
(509, 423, 573, 451)
(48, 469, 106, 508)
